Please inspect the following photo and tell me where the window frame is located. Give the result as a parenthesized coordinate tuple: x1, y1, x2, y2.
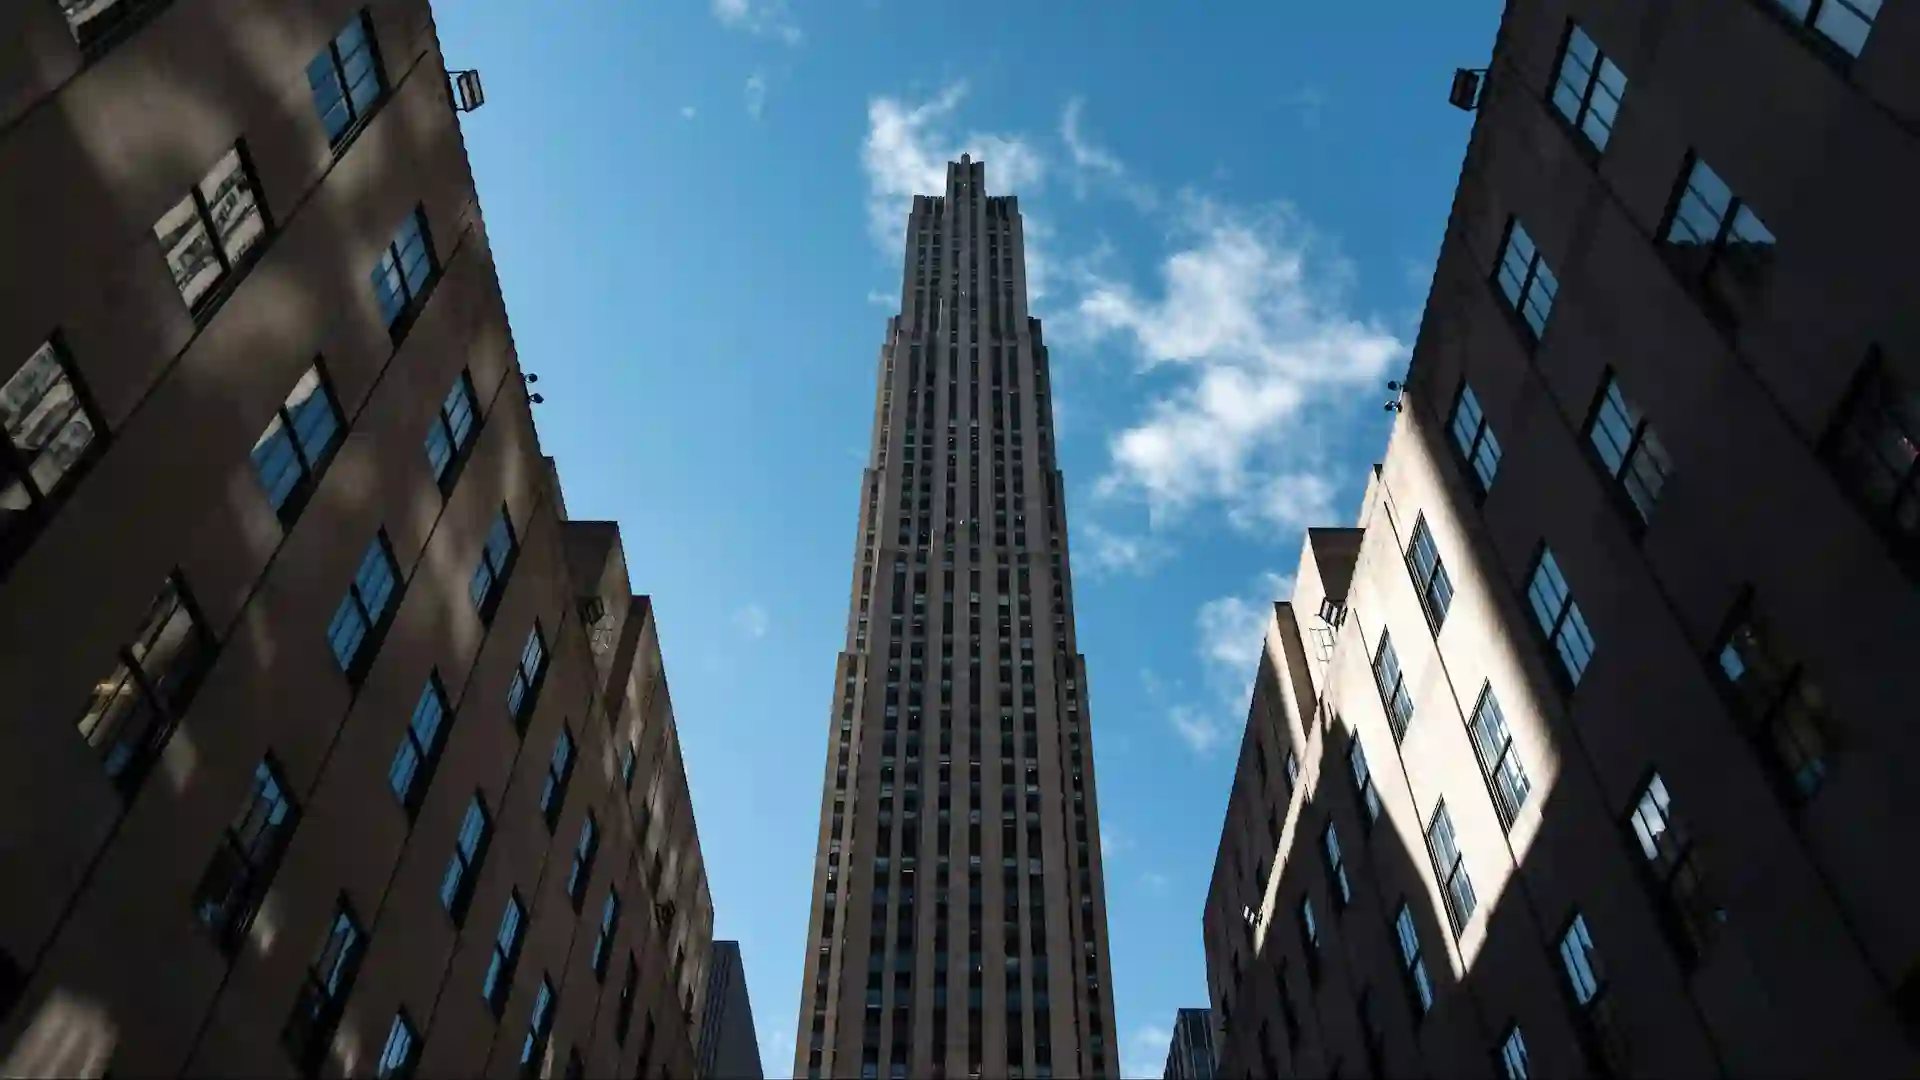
(376, 1010, 419, 1079)
(567, 813, 600, 909)
(1547, 22, 1628, 154)
(521, 976, 558, 1078)
(373, 206, 440, 340)
(1524, 546, 1595, 690)
(1625, 770, 1721, 968)
(74, 571, 217, 795)
(328, 530, 404, 683)
(1491, 218, 1559, 344)
(194, 756, 300, 954)
(540, 726, 576, 830)
(1425, 801, 1478, 934)
(1, 334, 109, 569)
(250, 360, 346, 525)
(484, 891, 526, 1016)
(1393, 903, 1434, 1018)
(154, 143, 272, 318)
(1657, 153, 1779, 327)
(1466, 684, 1532, 831)
(308, 9, 388, 150)
(1322, 821, 1352, 909)
(470, 505, 519, 622)
(507, 622, 549, 730)
(1557, 912, 1629, 1077)
(283, 898, 368, 1074)
(1446, 379, 1501, 500)
(1498, 1024, 1531, 1080)
(1404, 514, 1456, 633)
(1347, 734, 1382, 831)
(440, 793, 492, 924)
(1371, 631, 1415, 743)
(425, 369, 482, 492)
(1582, 371, 1673, 529)
(1819, 350, 1920, 574)
(592, 890, 621, 980)
(1760, 0, 1882, 62)
(388, 673, 452, 814)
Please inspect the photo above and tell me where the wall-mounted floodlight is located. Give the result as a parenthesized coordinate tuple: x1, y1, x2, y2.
(1449, 68, 1486, 111)
(450, 69, 486, 113)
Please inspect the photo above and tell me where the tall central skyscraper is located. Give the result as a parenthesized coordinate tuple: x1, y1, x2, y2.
(794, 158, 1118, 1080)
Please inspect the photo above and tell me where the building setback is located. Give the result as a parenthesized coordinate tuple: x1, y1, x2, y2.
(0, 2, 713, 1077)
(1201, 1, 1919, 1076)
(1161, 1008, 1216, 1080)
(697, 941, 765, 1080)
(793, 157, 1120, 1080)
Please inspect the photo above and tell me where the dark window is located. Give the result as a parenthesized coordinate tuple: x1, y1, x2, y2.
(521, 977, 557, 1078)
(1447, 381, 1502, 496)
(1426, 801, 1477, 933)
(328, 531, 401, 679)
(1662, 155, 1777, 323)
(375, 1011, 417, 1079)
(484, 892, 526, 1015)
(1714, 597, 1832, 802)
(1405, 514, 1455, 632)
(424, 370, 479, 485)
(1283, 749, 1300, 794)
(1525, 547, 1594, 688)
(1322, 823, 1351, 909)
(567, 813, 599, 906)
(1627, 773, 1721, 965)
(470, 506, 518, 619)
(1348, 735, 1382, 828)
(56, 0, 171, 48)
(74, 573, 215, 793)
(388, 675, 451, 812)
(1299, 897, 1321, 981)
(1394, 904, 1434, 1016)
(251, 363, 344, 521)
(540, 727, 575, 829)
(1821, 354, 1919, 566)
(507, 624, 549, 727)
(284, 901, 367, 1074)
(1558, 913, 1629, 1076)
(616, 955, 638, 1043)
(562, 1050, 584, 1080)
(593, 890, 621, 979)
(1371, 632, 1415, 743)
(1493, 219, 1558, 341)
(154, 146, 268, 313)
(1768, 0, 1881, 57)
(1, 337, 105, 548)
(372, 208, 437, 335)
(1499, 1025, 1530, 1080)
(1586, 374, 1672, 525)
(620, 741, 637, 789)
(1466, 685, 1532, 830)
(194, 758, 299, 953)
(439, 794, 491, 923)
(1549, 24, 1627, 151)
(307, 10, 385, 145)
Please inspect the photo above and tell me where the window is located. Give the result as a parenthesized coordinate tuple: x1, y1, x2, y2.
(155, 146, 268, 312)
(1525, 547, 1595, 688)
(388, 675, 450, 812)
(1299, 898, 1321, 981)
(620, 741, 637, 789)
(56, 0, 171, 48)
(1348, 736, 1382, 828)
(1714, 599, 1832, 802)
(507, 624, 548, 727)
(308, 10, 385, 145)
(424, 371, 479, 485)
(1466, 686, 1532, 829)
(484, 892, 526, 1015)
(568, 813, 599, 906)
(1583, 373, 1674, 525)
(440, 795, 491, 922)
(251, 364, 344, 520)
(616, 956, 639, 1043)
(1394, 904, 1434, 1015)
(540, 727, 575, 829)
(470, 507, 518, 619)
(1426, 802, 1477, 933)
(521, 977, 557, 1078)
(1, 338, 103, 545)
(1499, 1025, 1530, 1080)
(1322, 823, 1352, 908)
(1283, 750, 1300, 792)
(1447, 381, 1502, 496)
(74, 573, 215, 792)
(593, 891, 621, 979)
(1822, 354, 1919, 564)
(1405, 515, 1456, 632)
(1769, 0, 1881, 58)
(1371, 632, 1415, 743)
(1549, 24, 1627, 151)
(328, 531, 401, 679)
(373, 208, 437, 334)
(376, 1012, 418, 1079)
(1662, 155, 1777, 321)
(1493, 219, 1558, 340)
(284, 901, 367, 1073)
(1558, 914, 1629, 1075)
(1628, 773, 1720, 965)
(195, 758, 299, 953)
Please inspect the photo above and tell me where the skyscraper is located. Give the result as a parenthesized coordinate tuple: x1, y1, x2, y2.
(1160, 1007, 1216, 1080)
(794, 157, 1119, 1080)
(698, 941, 765, 1080)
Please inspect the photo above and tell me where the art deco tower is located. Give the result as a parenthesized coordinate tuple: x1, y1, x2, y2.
(794, 158, 1119, 1080)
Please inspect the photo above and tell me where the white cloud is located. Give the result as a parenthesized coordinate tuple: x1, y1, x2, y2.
(866, 290, 895, 307)
(1077, 194, 1405, 533)
(1100, 822, 1131, 859)
(1078, 520, 1167, 578)
(711, 0, 801, 45)
(680, 105, 698, 120)
(733, 604, 770, 639)
(1126, 1026, 1174, 1080)
(1059, 97, 1156, 209)
(861, 83, 1045, 250)
(744, 72, 768, 119)
(1169, 704, 1230, 754)
(1166, 571, 1295, 755)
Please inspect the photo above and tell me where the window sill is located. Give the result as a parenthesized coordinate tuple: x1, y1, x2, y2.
(325, 90, 392, 164)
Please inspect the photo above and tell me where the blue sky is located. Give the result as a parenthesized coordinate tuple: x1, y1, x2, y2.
(433, 1, 1503, 1073)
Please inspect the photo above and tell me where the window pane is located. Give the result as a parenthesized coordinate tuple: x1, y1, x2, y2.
(1449, 385, 1484, 459)
(286, 370, 341, 463)
(251, 419, 304, 510)
(198, 149, 265, 268)
(328, 597, 370, 670)
(155, 195, 222, 307)
(1590, 381, 1638, 475)
(1813, 0, 1879, 56)
(373, 251, 409, 325)
(388, 741, 421, 802)
(355, 539, 398, 621)
(307, 49, 351, 141)
(1559, 915, 1601, 1004)
(1668, 160, 1732, 247)
(1473, 425, 1503, 489)
(1555, 602, 1596, 684)
(425, 423, 455, 480)
(1501, 1027, 1530, 1080)
(2, 343, 95, 498)
(445, 377, 477, 448)
(1526, 551, 1569, 637)
(377, 1015, 415, 1079)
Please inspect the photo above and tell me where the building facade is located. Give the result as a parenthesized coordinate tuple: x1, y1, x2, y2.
(0, 2, 712, 1076)
(1201, 1, 1920, 1076)
(1161, 1008, 1215, 1080)
(792, 157, 1120, 1080)
(697, 941, 764, 1080)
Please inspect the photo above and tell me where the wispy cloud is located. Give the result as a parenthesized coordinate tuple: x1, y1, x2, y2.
(1100, 822, 1132, 860)
(1059, 97, 1157, 209)
(1079, 520, 1168, 578)
(866, 290, 896, 307)
(1126, 1025, 1175, 1080)
(744, 72, 768, 119)
(1169, 704, 1231, 754)
(861, 83, 1045, 250)
(1075, 194, 1405, 534)
(1196, 570, 1293, 706)
(711, 0, 801, 45)
(733, 604, 770, 639)
(680, 105, 698, 120)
